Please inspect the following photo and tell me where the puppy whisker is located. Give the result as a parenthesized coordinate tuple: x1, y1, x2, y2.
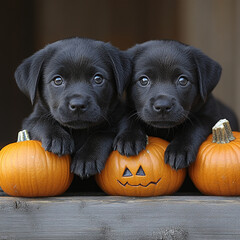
(128, 111, 139, 121)
(100, 112, 111, 126)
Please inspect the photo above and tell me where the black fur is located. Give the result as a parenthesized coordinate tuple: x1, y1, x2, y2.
(15, 37, 131, 178)
(114, 40, 239, 169)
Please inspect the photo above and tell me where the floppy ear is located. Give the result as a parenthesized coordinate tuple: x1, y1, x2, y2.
(125, 44, 142, 60)
(191, 47, 222, 102)
(104, 43, 132, 95)
(14, 46, 55, 104)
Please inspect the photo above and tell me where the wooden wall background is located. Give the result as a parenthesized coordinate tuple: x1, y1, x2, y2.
(178, 0, 240, 119)
(1, 0, 239, 148)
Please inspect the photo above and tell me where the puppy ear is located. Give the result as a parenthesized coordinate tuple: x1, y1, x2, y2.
(104, 43, 132, 95)
(125, 44, 142, 60)
(191, 47, 222, 102)
(14, 46, 55, 104)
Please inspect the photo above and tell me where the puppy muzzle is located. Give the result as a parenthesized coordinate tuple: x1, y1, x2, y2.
(140, 95, 187, 128)
(152, 96, 175, 115)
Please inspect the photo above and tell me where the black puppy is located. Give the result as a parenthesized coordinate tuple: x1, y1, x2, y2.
(114, 40, 239, 170)
(15, 37, 131, 178)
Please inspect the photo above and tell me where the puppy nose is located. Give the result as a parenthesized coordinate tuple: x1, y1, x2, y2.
(153, 98, 174, 113)
(69, 98, 88, 112)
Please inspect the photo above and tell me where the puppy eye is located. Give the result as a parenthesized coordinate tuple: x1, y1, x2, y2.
(139, 76, 150, 86)
(53, 76, 64, 86)
(93, 74, 104, 85)
(178, 76, 189, 86)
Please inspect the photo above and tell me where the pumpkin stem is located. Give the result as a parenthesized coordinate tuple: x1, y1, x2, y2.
(212, 119, 235, 144)
(17, 130, 31, 142)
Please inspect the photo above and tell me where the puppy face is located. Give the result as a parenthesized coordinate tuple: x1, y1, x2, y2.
(41, 42, 117, 129)
(127, 40, 221, 128)
(15, 38, 131, 129)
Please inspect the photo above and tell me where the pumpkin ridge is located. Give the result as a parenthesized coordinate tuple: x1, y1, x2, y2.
(59, 156, 64, 194)
(201, 148, 210, 194)
(105, 152, 118, 195)
(0, 147, 7, 182)
(231, 139, 240, 147)
(150, 142, 167, 151)
(112, 152, 120, 195)
(0, 146, 9, 190)
(160, 148, 170, 194)
(226, 144, 240, 194)
(36, 142, 45, 196)
(195, 144, 211, 194)
(29, 141, 36, 196)
(33, 141, 41, 196)
(206, 145, 219, 194)
(144, 144, 158, 195)
(17, 143, 24, 196)
(63, 156, 72, 194)
(150, 141, 170, 194)
(199, 140, 212, 154)
(58, 154, 64, 195)
(216, 149, 224, 195)
(6, 146, 14, 195)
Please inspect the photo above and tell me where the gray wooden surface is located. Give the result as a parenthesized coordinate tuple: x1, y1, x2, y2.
(0, 192, 240, 240)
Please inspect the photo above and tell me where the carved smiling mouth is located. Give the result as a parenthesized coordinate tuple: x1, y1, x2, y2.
(117, 178, 161, 187)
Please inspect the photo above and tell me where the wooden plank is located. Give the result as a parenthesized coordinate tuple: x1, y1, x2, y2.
(0, 194, 239, 239)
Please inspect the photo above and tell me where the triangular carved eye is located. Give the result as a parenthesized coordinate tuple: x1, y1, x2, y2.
(136, 166, 146, 176)
(123, 167, 133, 177)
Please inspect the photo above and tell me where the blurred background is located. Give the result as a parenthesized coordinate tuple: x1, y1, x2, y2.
(1, 0, 240, 148)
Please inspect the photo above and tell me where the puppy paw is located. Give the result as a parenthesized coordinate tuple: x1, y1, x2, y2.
(71, 153, 106, 178)
(71, 142, 112, 178)
(164, 143, 197, 170)
(71, 133, 114, 178)
(113, 131, 147, 156)
(41, 132, 75, 156)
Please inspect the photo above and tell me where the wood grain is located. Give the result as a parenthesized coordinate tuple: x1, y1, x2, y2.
(0, 194, 239, 239)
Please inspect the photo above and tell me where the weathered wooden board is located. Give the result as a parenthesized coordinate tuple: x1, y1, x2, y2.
(0, 194, 239, 240)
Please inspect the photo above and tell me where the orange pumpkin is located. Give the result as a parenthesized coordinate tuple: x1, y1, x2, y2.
(189, 119, 240, 196)
(95, 137, 186, 196)
(0, 130, 73, 197)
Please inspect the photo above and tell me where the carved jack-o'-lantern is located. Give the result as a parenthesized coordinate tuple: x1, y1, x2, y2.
(95, 137, 186, 196)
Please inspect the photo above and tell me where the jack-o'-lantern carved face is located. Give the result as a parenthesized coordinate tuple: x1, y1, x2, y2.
(117, 165, 161, 188)
(96, 137, 186, 196)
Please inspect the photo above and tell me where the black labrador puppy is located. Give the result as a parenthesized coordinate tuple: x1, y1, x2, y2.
(15, 37, 131, 178)
(114, 40, 239, 170)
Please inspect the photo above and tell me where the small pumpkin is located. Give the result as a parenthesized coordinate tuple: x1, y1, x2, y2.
(189, 119, 240, 196)
(95, 137, 186, 196)
(0, 130, 73, 197)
